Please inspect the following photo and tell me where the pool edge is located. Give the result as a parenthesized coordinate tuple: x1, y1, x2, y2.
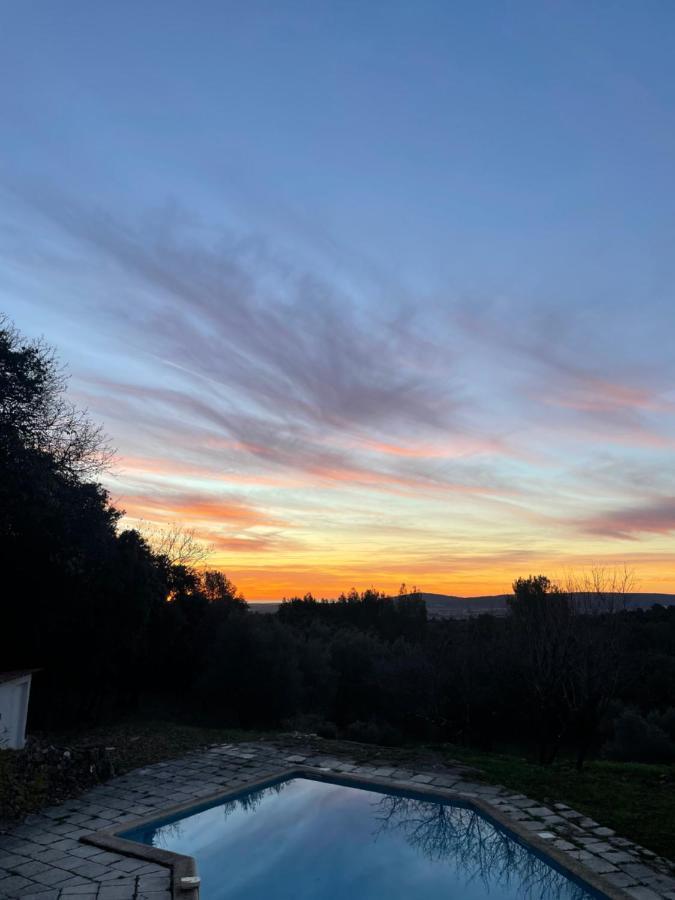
(80, 765, 634, 900)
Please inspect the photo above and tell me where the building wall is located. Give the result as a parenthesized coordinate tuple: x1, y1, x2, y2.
(0, 676, 31, 749)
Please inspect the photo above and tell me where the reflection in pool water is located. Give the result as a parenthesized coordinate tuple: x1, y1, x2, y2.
(122, 777, 605, 900)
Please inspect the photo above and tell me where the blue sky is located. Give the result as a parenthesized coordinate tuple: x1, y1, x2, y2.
(2, 1, 675, 597)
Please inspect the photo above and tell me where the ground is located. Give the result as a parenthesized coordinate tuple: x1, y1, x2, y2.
(434, 746, 675, 862)
(0, 722, 673, 899)
(0, 724, 260, 829)
(4, 722, 672, 859)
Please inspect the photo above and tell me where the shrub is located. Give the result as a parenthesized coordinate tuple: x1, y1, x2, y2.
(649, 707, 675, 742)
(604, 709, 675, 763)
(344, 720, 402, 746)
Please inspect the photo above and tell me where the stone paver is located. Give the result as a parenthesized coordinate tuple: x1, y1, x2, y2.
(0, 740, 673, 898)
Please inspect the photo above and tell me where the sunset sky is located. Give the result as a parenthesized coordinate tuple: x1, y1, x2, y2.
(2, 2, 675, 599)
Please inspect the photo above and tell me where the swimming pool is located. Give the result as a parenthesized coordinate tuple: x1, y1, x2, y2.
(120, 774, 608, 900)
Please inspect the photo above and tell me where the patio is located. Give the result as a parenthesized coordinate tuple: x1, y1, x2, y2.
(0, 740, 673, 900)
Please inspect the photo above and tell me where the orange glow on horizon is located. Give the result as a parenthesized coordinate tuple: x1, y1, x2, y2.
(109, 449, 675, 603)
(205, 553, 675, 601)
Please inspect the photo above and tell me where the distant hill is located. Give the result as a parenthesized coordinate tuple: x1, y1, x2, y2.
(410, 593, 511, 618)
(249, 602, 281, 614)
(411, 592, 675, 619)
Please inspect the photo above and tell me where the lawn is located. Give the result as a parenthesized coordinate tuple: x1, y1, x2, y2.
(434, 744, 675, 861)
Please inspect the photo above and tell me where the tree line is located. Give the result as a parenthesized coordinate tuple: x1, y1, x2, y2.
(2, 316, 674, 766)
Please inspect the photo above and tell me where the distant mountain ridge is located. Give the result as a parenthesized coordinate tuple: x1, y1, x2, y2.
(413, 591, 675, 619)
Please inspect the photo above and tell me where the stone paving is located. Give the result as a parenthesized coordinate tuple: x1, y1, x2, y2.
(0, 740, 673, 899)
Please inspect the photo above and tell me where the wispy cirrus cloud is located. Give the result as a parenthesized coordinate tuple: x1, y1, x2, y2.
(454, 297, 675, 454)
(8, 183, 458, 431)
(4, 181, 675, 597)
(116, 455, 300, 487)
(116, 485, 299, 557)
(579, 497, 675, 540)
(7, 184, 518, 494)
(119, 488, 286, 528)
(539, 375, 675, 415)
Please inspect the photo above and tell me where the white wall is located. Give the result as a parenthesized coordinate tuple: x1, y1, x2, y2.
(0, 675, 32, 750)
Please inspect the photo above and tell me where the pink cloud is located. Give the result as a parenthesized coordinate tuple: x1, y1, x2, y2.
(537, 374, 675, 415)
(120, 489, 286, 529)
(580, 497, 675, 540)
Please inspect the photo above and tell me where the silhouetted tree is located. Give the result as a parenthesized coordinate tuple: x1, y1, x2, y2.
(507, 576, 575, 763)
(563, 568, 633, 768)
(0, 318, 165, 725)
(200, 569, 247, 610)
(0, 315, 113, 477)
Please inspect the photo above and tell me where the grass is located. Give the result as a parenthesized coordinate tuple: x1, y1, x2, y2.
(431, 744, 675, 861)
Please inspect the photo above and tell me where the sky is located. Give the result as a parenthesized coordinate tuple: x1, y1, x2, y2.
(2, 1, 675, 599)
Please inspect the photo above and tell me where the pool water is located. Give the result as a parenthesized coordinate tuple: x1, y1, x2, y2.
(122, 776, 605, 900)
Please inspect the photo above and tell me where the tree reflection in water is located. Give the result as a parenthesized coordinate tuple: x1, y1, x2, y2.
(147, 781, 289, 850)
(371, 795, 591, 900)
